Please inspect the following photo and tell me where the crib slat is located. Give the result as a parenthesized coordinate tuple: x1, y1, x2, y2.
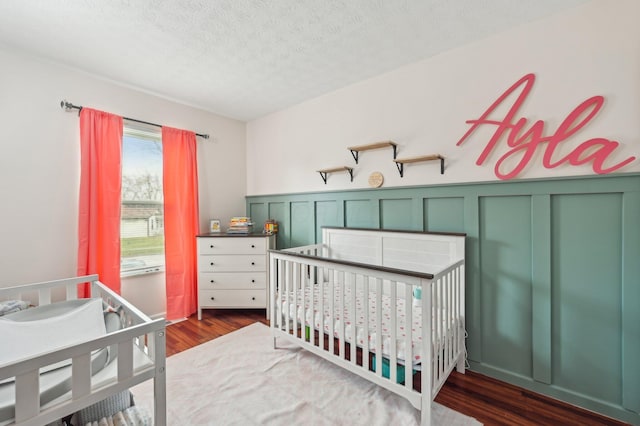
(375, 278, 383, 378)
(117, 339, 134, 381)
(349, 272, 356, 366)
(338, 270, 345, 360)
(38, 288, 51, 305)
(318, 269, 324, 351)
(405, 283, 413, 391)
(72, 352, 92, 398)
(293, 262, 299, 337)
(390, 281, 397, 384)
(285, 261, 291, 335)
(328, 270, 335, 356)
(14, 369, 39, 423)
(362, 276, 370, 372)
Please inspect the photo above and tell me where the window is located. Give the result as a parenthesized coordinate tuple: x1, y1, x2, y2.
(121, 126, 164, 276)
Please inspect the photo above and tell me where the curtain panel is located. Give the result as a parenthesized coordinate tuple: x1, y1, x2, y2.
(77, 108, 123, 296)
(162, 127, 200, 320)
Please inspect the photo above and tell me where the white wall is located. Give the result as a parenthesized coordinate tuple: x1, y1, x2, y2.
(0, 46, 247, 318)
(247, 0, 640, 195)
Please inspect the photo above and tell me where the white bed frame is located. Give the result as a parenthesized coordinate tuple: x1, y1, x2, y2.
(269, 227, 465, 426)
(0, 275, 166, 426)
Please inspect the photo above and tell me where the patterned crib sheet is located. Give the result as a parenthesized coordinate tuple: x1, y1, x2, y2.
(278, 283, 458, 368)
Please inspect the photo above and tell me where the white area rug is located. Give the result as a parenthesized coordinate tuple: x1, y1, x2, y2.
(131, 322, 481, 425)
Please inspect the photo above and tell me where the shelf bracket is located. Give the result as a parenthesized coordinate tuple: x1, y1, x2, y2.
(393, 155, 444, 178)
(317, 167, 354, 184)
(347, 141, 398, 164)
(350, 149, 359, 164)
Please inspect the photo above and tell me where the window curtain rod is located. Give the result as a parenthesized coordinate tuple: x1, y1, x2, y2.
(60, 100, 210, 139)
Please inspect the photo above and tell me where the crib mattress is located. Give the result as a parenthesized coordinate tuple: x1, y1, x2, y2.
(278, 284, 458, 367)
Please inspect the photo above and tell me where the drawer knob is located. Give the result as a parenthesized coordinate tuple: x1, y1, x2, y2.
(251, 279, 255, 283)
(210, 279, 215, 283)
(210, 245, 214, 248)
(251, 297, 256, 301)
(210, 297, 215, 300)
(251, 244, 255, 248)
(210, 262, 214, 266)
(251, 262, 255, 266)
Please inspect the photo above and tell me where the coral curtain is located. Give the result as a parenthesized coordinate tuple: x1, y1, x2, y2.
(77, 108, 123, 297)
(162, 127, 200, 320)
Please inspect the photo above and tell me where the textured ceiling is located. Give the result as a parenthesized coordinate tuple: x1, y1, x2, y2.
(0, 0, 588, 121)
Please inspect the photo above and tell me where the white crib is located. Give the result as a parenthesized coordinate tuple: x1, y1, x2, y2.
(269, 227, 465, 426)
(0, 275, 166, 426)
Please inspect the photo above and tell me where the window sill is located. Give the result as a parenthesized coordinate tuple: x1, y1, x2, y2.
(121, 266, 165, 278)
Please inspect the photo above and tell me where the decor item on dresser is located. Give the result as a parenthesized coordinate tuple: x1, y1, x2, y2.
(0, 274, 166, 426)
(196, 232, 276, 320)
(226, 216, 254, 234)
(269, 227, 466, 426)
(263, 219, 278, 235)
(209, 219, 221, 233)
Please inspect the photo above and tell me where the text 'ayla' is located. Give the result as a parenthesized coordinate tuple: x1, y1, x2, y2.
(456, 73, 636, 180)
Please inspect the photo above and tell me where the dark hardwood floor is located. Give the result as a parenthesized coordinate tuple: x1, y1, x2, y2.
(166, 309, 630, 426)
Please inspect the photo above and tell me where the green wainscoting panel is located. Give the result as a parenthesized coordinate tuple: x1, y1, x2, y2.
(424, 197, 465, 233)
(463, 195, 481, 363)
(246, 173, 640, 424)
(248, 202, 267, 230)
(344, 199, 376, 228)
(268, 202, 286, 249)
(380, 198, 413, 230)
(315, 200, 341, 243)
(551, 193, 623, 404)
(622, 190, 640, 413)
(290, 201, 313, 247)
(531, 195, 552, 384)
(479, 195, 533, 377)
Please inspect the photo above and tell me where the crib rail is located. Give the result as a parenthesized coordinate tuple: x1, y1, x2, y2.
(269, 250, 465, 425)
(0, 275, 166, 426)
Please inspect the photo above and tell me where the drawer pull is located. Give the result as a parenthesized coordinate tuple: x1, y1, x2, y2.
(210, 280, 215, 283)
(210, 245, 214, 248)
(251, 244, 255, 248)
(251, 279, 255, 283)
(210, 297, 215, 301)
(210, 262, 214, 266)
(251, 297, 256, 301)
(251, 262, 255, 266)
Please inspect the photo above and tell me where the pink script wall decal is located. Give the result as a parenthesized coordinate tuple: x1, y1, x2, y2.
(456, 73, 636, 180)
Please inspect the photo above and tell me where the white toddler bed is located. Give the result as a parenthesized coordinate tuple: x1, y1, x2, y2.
(0, 275, 166, 426)
(269, 227, 466, 426)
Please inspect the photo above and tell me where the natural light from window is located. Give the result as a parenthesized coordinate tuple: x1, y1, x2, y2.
(121, 126, 164, 276)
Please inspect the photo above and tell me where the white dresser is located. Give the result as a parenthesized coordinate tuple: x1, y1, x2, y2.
(196, 233, 275, 320)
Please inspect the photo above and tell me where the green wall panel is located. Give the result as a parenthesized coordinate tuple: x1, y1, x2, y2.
(551, 193, 623, 403)
(248, 202, 267, 230)
(315, 200, 341, 243)
(246, 173, 640, 424)
(268, 202, 286, 249)
(380, 198, 413, 230)
(424, 197, 465, 233)
(479, 195, 533, 377)
(345, 199, 376, 228)
(290, 201, 313, 247)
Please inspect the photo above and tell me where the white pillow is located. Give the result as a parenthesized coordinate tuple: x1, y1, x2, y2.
(0, 298, 106, 366)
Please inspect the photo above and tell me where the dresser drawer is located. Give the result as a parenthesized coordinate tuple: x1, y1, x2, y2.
(199, 255, 266, 272)
(198, 237, 266, 255)
(199, 290, 266, 308)
(198, 272, 266, 290)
